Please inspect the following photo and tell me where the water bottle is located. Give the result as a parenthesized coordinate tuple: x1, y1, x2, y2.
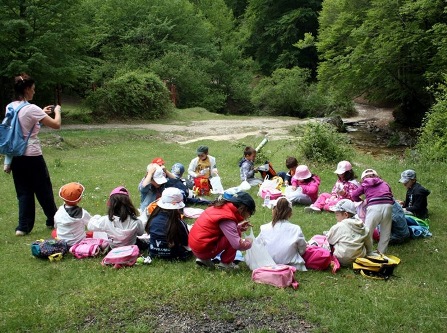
(264, 194, 271, 207)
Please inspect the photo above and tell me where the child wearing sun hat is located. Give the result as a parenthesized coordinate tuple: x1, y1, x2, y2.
(54, 182, 92, 247)
(285, 165, 321, 205)
(138, 157, 177, 214)
(146, 187, 191, 260)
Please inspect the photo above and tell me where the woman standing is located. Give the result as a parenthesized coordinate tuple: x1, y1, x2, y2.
(3, 73, 61, 235)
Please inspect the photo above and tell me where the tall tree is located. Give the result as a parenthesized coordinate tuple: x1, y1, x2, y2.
(317, 0, 447, 125)
(0, 0, 90, 108)
(241, 0, 322, 75)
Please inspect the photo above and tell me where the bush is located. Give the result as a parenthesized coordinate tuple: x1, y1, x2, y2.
(416, 81, 447, 161)
(250, 67, 328, 118)
(297, 121, 353, 164)
(86, 71, 172, 120)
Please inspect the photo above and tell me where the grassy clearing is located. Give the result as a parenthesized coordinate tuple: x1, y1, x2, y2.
(0, 123, 446, 332)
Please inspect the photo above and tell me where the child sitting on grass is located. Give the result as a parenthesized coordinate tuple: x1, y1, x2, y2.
(285, 165, 320, 205)
(397, 169, 430, 219)
(146, 187, 191, 260)
(305, 160, 359, 213)
(54, 182, 91, 247)
(327, 199, 372, 266)
(189, 191, 254, 270)
(257, 197, 307, 271)
(239, 146, 263, 186)
(88, 186, 145, 249)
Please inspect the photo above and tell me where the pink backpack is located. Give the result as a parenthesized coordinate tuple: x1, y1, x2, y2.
(252, 264, 299, 289)
(69, 238, 109, 259)
(101, 245, 140, 269)
(302, 245, 340, 274)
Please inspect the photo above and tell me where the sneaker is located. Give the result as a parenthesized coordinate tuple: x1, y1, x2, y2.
(195, 258, 215, 269)
(304, 205, 321, 213)
(216, 262, 240, 270)
(15, 230, 27, 236)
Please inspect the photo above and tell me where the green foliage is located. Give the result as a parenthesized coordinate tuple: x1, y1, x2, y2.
(251, 67, 327, 117)
(242, 0, 322, 75)
(296, 121, 354, 163)
(86, 71, 172, 120)
(416, 80, 447, 161)
(317, 0, 447, 126)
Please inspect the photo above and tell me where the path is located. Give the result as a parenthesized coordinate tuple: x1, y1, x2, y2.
(60, 103, 394, 144)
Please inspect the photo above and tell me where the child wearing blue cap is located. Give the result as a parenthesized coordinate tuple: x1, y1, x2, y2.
(397, 169, 430, 219)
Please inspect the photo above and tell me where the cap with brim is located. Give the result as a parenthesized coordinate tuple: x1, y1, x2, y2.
(152, 157, 165, 166)
(153, 165, 167, 185)
(224, 191, 256, 215)
(109, 186, 129, 198)
(361, 169, 378, 180)
(399, 169, 416, 183)
(59, 182, 85, 203)
(330, 199, 356, 215)
(334, 161, 352, 174)
(196, 145, 208, 154)
(157, 187, 185, 210)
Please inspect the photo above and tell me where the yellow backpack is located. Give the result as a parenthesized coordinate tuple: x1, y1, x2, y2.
(353, 254, 401, 280)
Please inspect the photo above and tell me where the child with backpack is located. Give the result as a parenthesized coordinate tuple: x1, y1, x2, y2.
(146, 187, 191, 260)
(326, 199, 372, 266)
(88, 186, 145, 249)
(351, 169, 394, 255)
(239, 146, 263, 186)
(257, 197, 307, 271)
(54, 182, 91, 247)
(305, 161, 359, 213)
(285, 165, 321, 205)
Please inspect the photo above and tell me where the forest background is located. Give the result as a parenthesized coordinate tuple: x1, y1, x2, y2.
(1, 0, 447, 159)
(1, 1, 447, 332)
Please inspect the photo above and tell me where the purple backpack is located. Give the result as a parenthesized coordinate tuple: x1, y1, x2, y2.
(69, 238, 109, 259)
(101, 245, 140, 269)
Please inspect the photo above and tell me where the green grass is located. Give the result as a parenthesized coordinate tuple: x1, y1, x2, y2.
(0, 119, 446, 332)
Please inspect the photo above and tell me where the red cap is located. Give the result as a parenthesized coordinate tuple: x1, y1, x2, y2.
(152, 157, 165, 166)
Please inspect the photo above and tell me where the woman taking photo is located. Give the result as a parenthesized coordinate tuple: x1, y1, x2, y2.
(3, 73, 61, 235)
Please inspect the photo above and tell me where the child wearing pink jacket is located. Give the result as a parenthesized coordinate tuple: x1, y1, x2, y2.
(285, 165, 320, 205)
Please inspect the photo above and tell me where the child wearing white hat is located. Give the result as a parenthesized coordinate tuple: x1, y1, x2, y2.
(146, 187, 191, 260)
(304, 161, 359, 213)
(326, 199, 372, 266)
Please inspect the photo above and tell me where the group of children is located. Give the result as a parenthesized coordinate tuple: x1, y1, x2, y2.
(51, 142, 430, 272)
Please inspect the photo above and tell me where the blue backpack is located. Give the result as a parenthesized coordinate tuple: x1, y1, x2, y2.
(0, 101, 34, 156)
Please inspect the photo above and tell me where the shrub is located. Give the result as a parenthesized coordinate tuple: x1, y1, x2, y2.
(416, 81, 447, 161)
(251, 67, 328, 118)
(87, 71, 171, 120)
(297, 121, 353, 164)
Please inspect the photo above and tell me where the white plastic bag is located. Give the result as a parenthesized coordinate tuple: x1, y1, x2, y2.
(244, 228, 276, 270)
(210, 176, 224, 194)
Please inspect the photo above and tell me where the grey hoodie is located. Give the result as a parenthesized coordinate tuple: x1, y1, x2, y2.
(326, 217, 372, 266)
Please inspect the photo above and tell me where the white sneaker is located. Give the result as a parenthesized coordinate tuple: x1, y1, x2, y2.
(15, 230, 27, 236)
(195, 258, 215, 269)
(304, 205, 321, 213)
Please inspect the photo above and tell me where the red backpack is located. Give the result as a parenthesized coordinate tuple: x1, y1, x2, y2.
(193, 176, 210, 196)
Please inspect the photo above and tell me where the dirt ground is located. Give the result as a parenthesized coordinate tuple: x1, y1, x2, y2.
(61, 103, 394, 145)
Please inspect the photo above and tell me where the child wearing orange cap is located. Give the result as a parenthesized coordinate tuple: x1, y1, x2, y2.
(54, 182, 92, 247)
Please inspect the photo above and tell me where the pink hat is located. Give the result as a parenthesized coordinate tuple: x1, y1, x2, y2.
(294, 165, 312, 180)
(334, 161, 352, 174)
(109, 186, 129, 198)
